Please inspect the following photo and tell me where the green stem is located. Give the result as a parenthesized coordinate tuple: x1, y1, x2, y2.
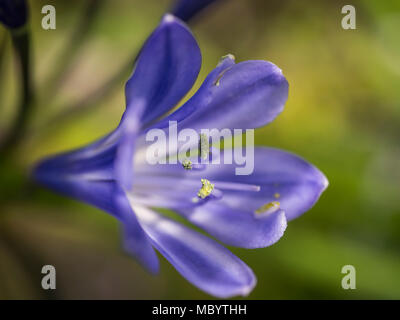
(0, 27, 32, 157)
(42, 0, 104, 102)
(36, 58, 133, 132)
(34, 48, 142, 134)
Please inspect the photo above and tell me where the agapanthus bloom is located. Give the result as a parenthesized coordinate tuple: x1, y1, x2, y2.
(34, 14, 328, 298)
(0, 0, 28, 29)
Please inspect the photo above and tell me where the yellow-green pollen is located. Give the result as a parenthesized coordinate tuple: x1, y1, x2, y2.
(255, 201, 280, 215)
(197, 179, 214, 199)
(182, 159, 192, 170)
(274, 192, 280, 199)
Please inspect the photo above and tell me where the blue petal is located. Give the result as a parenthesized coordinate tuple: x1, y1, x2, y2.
(125, 14, 201, 127)
(116, 188, 159, 274)
(131, 166, 288, 248)
(34, 164, 159, 274)
(172, 0, 219, 22)
(133, 146, 326, 247)
(33, 129, 121, 178)
(180, 203, 287, 249)
(114, 99, 146, 190)
(134, 206, 256, 298)
(152, 57, 288, 134)
(128, 174, 217, 209)
(190, 147, 329, 221)
(33, 105, 140, 192)
(149, 54, 235, 130)
(33, 162, 117, 215)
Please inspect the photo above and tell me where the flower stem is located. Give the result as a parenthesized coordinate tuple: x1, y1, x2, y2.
(0, 27, 32, 157)
(41, 0, 104, 102)
(36, 58, 133, 131)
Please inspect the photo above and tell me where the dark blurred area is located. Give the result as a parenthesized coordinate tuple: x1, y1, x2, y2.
(0, 0, 399, 299)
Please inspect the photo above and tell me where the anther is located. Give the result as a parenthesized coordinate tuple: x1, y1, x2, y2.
(197, 179, 214, 199)
(182, 159, 193, 170)
(254, 201, 280, 215)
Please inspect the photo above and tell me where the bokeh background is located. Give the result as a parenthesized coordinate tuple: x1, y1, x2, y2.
(0, 0, 399, 299)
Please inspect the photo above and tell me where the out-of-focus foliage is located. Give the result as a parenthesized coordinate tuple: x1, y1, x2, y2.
(0, 0, 399, 299)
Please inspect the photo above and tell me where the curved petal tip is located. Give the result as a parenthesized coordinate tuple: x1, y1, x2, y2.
(162, 13, 177, 24)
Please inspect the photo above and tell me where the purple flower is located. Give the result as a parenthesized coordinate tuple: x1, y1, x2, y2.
(34, 15, 328, 298)
(172, 0, 220, 22)
(0, 0, 27, 29)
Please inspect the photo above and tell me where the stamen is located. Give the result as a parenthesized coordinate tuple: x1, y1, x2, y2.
(213, 181, 260, 192)
(182, 159, 193, 170)
(197, 179, 214, 199)
(274, 192, 281, 199)
(255, 201, 280, 215)
(180, 160, 205, 171)
(135, 176, 258, 193)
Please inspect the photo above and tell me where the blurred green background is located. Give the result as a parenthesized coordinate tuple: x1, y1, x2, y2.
(0, 0, 399, 299)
